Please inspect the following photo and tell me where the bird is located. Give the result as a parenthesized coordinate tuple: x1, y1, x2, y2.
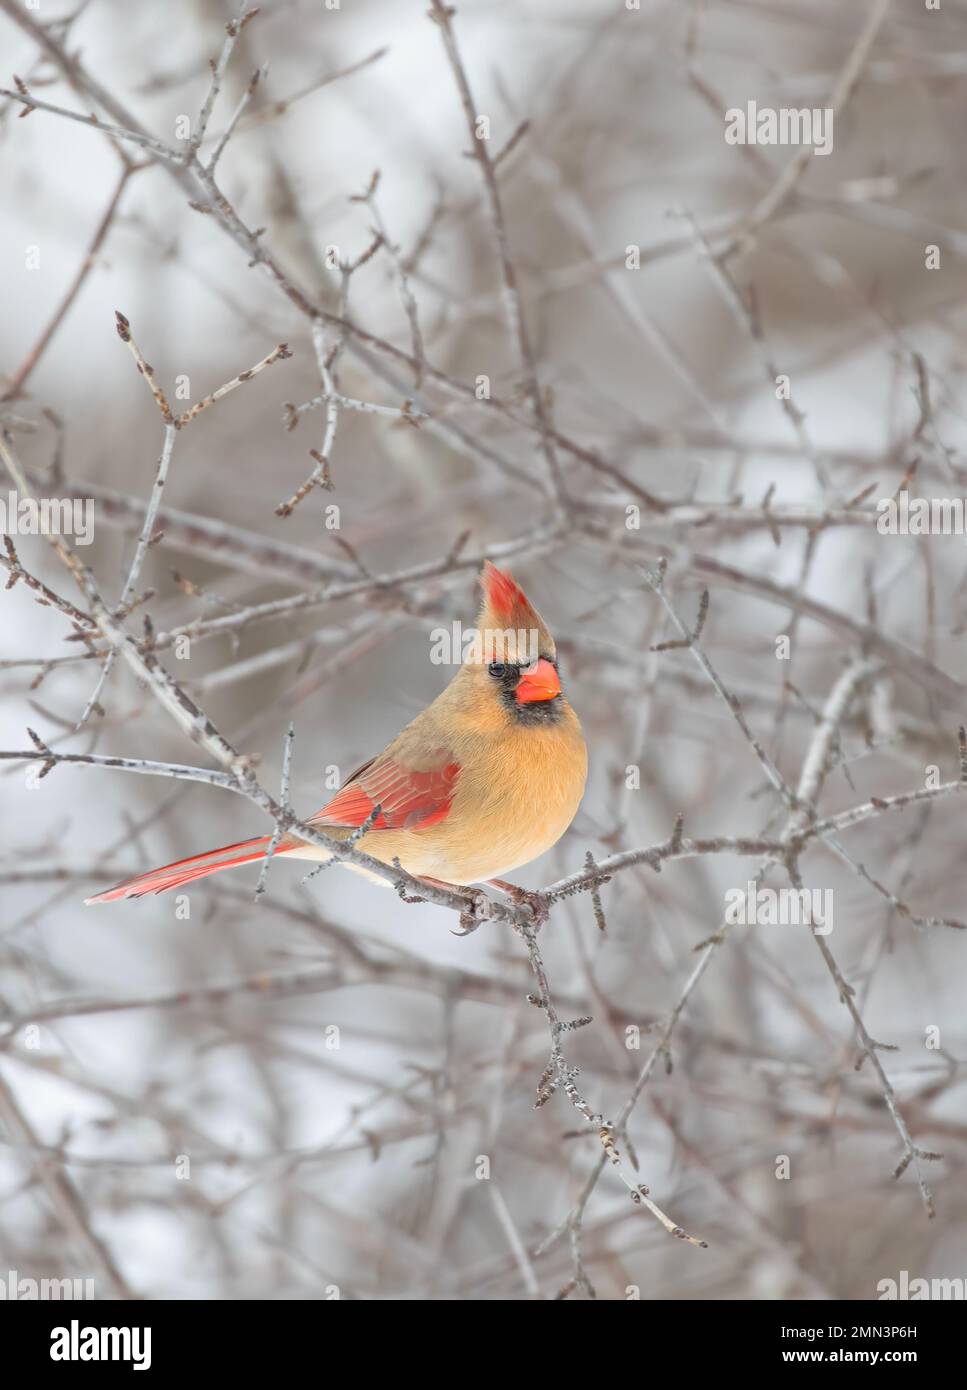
(85, 561, 588, 916)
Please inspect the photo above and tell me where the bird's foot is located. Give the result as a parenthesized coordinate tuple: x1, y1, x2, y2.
(487, 879, 550, 927)
(454, 888, 492, 936)
(414, 875, 492, 935)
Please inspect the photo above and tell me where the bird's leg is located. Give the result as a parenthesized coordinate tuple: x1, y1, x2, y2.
(486, 878, 550, 927)
(417, 875, 491, 935)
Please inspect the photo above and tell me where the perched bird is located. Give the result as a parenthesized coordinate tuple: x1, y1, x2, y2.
(86, 562, 587, 913)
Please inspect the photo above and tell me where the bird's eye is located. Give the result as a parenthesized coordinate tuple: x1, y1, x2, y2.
(488, 662, 506, 678)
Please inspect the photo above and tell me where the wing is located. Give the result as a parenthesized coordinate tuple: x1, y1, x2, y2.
(310, 754, 460, 831)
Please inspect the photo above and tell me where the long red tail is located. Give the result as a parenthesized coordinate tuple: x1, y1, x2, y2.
(85, 836, 279, 904)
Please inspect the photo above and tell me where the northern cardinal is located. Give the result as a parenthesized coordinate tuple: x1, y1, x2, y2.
(86, 562, 587, 909)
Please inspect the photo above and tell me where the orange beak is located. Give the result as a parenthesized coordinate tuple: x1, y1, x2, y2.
(515, 657, 561, 704)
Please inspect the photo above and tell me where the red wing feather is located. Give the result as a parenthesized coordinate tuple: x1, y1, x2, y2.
(311, 757, 460, 831)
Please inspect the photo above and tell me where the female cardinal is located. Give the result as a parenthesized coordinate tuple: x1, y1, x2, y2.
(86, 562, 587, 909)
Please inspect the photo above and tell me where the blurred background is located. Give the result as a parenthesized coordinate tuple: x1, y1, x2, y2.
(1, 0, 967, 1300)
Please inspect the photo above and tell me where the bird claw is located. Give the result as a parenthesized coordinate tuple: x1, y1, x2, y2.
(498, 883, 550, 927)
(453, 889, 492, 935)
